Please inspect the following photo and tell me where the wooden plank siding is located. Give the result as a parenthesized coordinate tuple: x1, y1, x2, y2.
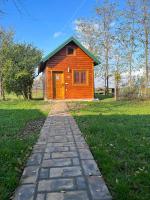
(44, 42, 94, 99)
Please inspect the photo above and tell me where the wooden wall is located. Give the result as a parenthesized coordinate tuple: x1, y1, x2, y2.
(44, 42, 94, 99)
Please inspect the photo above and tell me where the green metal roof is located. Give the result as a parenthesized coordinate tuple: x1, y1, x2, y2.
(41, 36, 100, 65)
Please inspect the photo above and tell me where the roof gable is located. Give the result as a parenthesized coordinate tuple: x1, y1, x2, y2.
(42, 37, 99, 64)
(39, 37, 100, 73)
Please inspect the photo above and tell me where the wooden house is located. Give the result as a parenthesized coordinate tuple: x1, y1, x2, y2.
(38, 37, 99, 100)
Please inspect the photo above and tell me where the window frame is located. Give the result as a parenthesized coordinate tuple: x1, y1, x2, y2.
(72, 69, 89, 86)
(66, 46, 75, 56)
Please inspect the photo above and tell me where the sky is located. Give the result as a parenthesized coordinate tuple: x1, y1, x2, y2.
(0, 0, 99, 56)
(0, 0, 127, 88)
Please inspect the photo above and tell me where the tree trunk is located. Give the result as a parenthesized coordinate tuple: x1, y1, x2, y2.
(24, 91, 28, 100)
(115, 81, 119, 101)
(0, 78, 5, 100)
(104, 72, 107, 95)
(105, 47, 109, 95)
(129, 57, 132, 88)
(28, 86, 32, 100)
(106, 74, 109, 95)
(128, 33, 134, 88)
(0, 77, 2, 98)
(22, 91, 26, 99)
(145, 26, 149, 97)
(140, 0, 150, 98)
(2, 87, 5, 100)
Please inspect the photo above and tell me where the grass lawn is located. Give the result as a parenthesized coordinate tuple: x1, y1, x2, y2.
(0, 99, 50, 200)
(69, 99, 150, 200)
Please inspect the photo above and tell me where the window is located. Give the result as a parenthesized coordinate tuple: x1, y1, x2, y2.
(67, 46, 74, 55)
(73, 70, 87, 85)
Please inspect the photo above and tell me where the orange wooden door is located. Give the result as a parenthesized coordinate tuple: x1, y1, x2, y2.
(53, 72, 64, 99)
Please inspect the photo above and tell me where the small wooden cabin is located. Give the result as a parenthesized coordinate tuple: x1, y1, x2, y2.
(38, 37, 99, 100)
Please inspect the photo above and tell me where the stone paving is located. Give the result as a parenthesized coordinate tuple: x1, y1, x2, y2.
(14, 102, 112, 200)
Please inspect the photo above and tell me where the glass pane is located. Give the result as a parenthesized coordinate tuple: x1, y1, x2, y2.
(74, 71, 80, 83)
(67, 47, 74, 55)
(81, 71, 86, 83)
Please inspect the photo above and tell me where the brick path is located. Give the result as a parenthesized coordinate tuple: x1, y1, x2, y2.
(14, 102, 112, 200)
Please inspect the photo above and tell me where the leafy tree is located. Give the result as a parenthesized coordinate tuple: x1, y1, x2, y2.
(4, 43, 42, 99)
(0, 27, 14, 100)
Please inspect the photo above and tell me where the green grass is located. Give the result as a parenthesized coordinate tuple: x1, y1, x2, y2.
(0, 99, 50, 200)
(69, 99, 150, 200)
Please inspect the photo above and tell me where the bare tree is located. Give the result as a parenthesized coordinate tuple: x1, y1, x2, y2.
(122, 0, 140, 87)
(75, 19, 101, 86)
(139, 0, 150, 95)
(75, 19, 99, 55)
(96, 0, 117, 95)
(75, 0, 149, 99)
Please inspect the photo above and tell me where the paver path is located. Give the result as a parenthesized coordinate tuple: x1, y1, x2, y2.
(14, 102, 112, 200)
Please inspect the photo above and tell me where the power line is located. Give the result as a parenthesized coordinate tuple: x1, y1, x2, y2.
(59, 0, 87, 33)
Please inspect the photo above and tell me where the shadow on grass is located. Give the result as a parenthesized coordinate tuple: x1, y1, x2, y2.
(32, 97, 44, 100)
(0, 108, 45, 200)
(73, 113, 150, 200)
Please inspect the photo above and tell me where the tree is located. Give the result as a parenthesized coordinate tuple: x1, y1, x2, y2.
(124, 0, 140, 87)
(4, 43, 42, 99)
(75, 19, 101, 82)
(96, 0, 117, 94)
(74, 0, 149, 99)
(114, 54, 121, 100)
(139, 0, 150, 95)
(0, 27, 14, 100)
(75, 1, 118, 95)
(75, 19, 99, 54)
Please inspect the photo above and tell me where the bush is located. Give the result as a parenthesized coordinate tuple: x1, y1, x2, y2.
(120, 86, 139, 100)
